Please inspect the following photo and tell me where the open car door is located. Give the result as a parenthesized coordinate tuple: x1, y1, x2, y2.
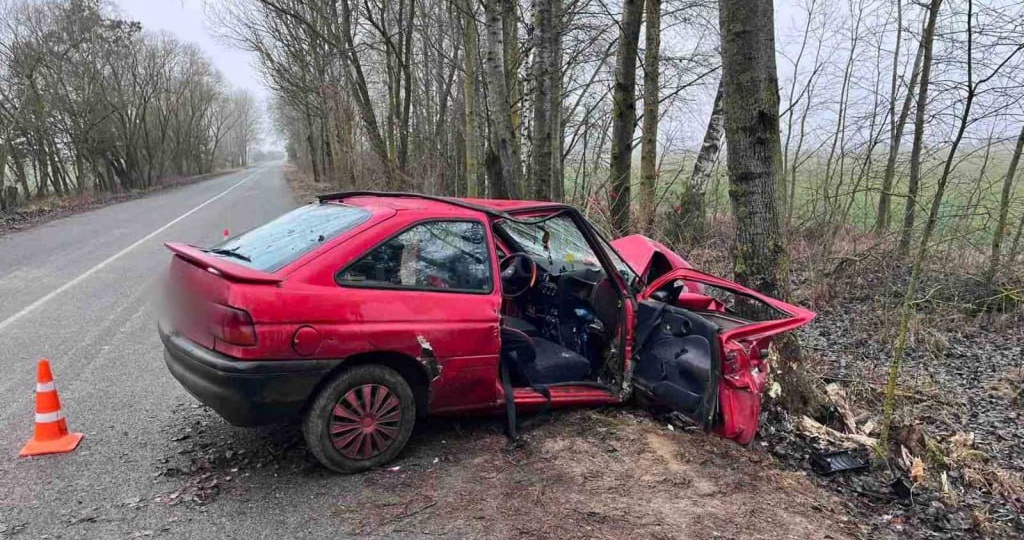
(632, 268, 815, 445)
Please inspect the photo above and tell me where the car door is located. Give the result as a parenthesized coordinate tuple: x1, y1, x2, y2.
(334, 218, 503, 414)
(632, 268, 815, 444)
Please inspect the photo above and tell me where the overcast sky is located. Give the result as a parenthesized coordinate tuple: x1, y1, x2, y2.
(116, 0, 268, 101)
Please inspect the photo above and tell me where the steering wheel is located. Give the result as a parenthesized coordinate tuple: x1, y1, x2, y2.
(499, 253, 538, 298)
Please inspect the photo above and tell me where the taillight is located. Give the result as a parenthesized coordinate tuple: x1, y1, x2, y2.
(207, 303, 257, 346)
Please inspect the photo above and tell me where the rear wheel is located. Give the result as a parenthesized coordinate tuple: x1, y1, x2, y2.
(302, 365, 416, 473)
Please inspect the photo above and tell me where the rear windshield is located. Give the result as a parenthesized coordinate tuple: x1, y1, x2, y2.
(209, 203, 371, 272)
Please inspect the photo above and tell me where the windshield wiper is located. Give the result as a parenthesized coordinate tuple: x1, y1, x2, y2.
(205, 247, 252, 263)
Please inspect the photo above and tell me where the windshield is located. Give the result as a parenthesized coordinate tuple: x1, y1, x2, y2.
(210, 203, 371, 272)
(494, 214, 640, 292)
(496, 215, 599, 267)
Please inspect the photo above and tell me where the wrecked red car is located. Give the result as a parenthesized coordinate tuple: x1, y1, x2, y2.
(159, 193, 814, 473)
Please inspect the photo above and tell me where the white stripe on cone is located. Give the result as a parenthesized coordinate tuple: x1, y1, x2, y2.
(35, 411, 63, 423)
(36, 381, 55, 392)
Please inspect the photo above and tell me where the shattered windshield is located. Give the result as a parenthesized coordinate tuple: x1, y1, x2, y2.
(495, 214, 640, 291)
(495, 215, 600, 268)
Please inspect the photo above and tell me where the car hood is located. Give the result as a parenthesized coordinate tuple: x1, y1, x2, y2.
(610, 234, 692, 279)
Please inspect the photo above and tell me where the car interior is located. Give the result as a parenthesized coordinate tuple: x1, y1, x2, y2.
(491, 213, 626, 390)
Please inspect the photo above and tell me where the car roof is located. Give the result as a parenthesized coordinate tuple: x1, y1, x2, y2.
(321, 192, 573, 219)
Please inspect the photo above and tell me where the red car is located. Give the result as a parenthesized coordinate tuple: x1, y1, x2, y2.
(159, 192, 814, 473)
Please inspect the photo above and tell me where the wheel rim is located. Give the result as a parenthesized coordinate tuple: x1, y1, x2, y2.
(330, 384, 402, 460)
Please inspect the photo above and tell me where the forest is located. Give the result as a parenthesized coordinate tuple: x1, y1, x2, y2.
(202, 0, 1020, 274)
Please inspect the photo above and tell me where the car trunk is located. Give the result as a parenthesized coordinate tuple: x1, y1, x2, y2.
(164, 243, 280, 351)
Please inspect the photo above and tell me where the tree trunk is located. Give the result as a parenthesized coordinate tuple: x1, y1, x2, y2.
(875, 26, 924, 233)
(483, 0, 522, 198)
(719, 0, 824, 416)
(607, 0, 644, 235)
(986, 123, 1024, 282)
(884, 0, 964, 451)
(461, 0, 482, 197)
(897, 0, 941, 256)
(674, 78, 724, 242)
(719, 0, 787, 299)
(639, 0, 661, 234)
(529, 0, 555, 200)
(550, 0, 564, 202)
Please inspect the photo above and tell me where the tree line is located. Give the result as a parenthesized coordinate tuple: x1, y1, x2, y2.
(0, 0, 261, 211)
(211, 0, 1024, 280)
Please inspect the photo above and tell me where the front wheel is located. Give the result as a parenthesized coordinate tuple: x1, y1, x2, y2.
(302, 365, 416, 473)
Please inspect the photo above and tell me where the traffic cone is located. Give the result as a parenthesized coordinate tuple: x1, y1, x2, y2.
(19, 359, 84, 457)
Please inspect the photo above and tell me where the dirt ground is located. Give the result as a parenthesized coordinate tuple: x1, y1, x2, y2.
(159, 402, 859, 540)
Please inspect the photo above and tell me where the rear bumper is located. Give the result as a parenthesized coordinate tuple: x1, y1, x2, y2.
(158, 322, 340, 426)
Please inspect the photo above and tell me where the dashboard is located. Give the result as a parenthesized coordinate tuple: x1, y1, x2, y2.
(516, 257, 606, 348)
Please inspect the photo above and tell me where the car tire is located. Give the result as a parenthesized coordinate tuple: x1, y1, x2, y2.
(302, 364, 416, 473)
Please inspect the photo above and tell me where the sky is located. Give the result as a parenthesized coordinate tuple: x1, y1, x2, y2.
(115, 0, 269, 103)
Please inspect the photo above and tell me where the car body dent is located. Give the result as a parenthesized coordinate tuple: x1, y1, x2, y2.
(610, 234, 692, 278)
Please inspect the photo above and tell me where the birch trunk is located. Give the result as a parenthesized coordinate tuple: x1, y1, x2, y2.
(483, 0, 522, 198)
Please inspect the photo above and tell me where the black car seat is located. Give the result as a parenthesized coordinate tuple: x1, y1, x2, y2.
(500, 326, 590, 386)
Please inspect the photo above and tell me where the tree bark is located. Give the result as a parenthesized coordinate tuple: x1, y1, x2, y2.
(987, 123, 1024, 282)
(549, 0, 564, 202)
(897, 0, 941, 256)
(529, 0, 555, 199)
(607, 0, 644, 235)
(483, 0, 522, 198)
(639, 0, 661, 234)
(461, 0, 482, 197)
(719, 0, 787, 299)
(674, 78, 724, 241)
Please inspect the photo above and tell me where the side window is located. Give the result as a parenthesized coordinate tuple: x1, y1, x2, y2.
(338, 221, 493, 292)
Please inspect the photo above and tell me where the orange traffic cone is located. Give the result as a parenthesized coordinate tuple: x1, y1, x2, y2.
(19, 359, 84, 457)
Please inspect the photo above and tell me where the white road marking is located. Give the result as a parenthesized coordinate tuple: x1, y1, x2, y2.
(0, 168, 265, 333)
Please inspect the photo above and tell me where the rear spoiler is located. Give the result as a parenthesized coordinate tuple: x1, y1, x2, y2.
(164, 242, 282, 284)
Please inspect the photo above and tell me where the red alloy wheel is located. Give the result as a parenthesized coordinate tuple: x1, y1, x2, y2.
(330, 384, 402, 460)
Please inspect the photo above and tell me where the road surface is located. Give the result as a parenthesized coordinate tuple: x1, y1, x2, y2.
(0, 164, 332, 538)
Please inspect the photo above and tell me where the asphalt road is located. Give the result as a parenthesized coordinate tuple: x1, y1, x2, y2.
(0, 164, 356, 538)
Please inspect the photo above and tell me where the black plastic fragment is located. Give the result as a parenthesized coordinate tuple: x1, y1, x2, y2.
(809, 450, 869, 475)
(890, 477, 914, 499)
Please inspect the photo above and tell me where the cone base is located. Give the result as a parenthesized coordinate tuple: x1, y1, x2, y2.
(19, 432, 84, 457)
